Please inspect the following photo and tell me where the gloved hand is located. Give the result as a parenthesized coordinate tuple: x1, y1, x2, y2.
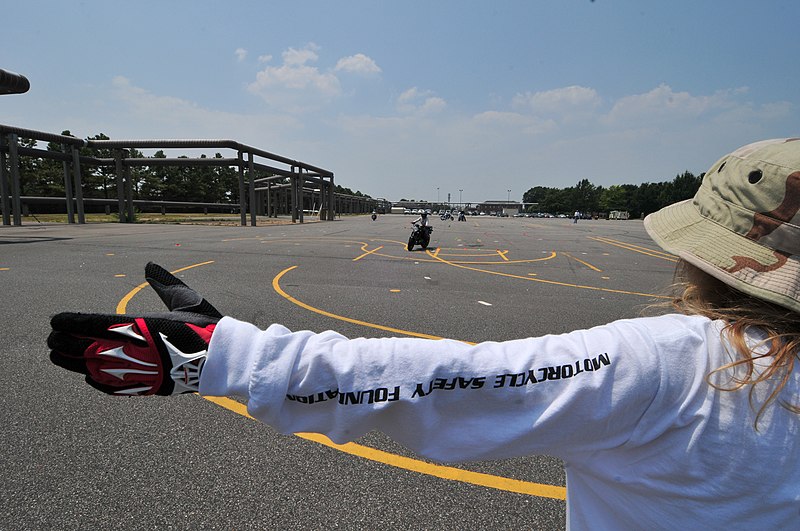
(48, 262, 222, 396)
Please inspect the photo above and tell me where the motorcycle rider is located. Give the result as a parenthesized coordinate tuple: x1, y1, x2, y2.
(408, 211, 433, 251)
(411, 211, 430, 228)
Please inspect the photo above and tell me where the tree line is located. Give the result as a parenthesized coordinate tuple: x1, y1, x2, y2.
(9, 131, 371, 204)
(522, 171, 703, 218)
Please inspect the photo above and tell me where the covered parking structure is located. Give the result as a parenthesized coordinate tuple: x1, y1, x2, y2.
(0, 123, 342, 226)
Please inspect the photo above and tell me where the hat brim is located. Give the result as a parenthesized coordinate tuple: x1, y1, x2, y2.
(644, 200, 800, 313)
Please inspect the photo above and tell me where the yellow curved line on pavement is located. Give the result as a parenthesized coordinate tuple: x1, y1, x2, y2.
(273, 266, 445, 340)
(203, 396, 565, 500)
(369, 249, 559, 265)
(426, 251, 670, 299)
(115, 261, 216, 314)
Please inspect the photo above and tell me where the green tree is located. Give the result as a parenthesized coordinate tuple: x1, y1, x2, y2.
(13, 137, 41, 195)
(522, 186, 550, 207)
(599, 185, 630, 212)
(667, 171, 702, 204)
(77, 133, 115, 198)
(571, 178, 600, 213)
(215, 155, 239, 203)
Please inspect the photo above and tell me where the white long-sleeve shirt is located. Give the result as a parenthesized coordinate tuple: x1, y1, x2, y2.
(199, 313, 800, 530)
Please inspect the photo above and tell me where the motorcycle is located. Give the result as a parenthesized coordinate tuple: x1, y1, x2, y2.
(457, 211, 466, 221)
(371, 213, 377, 221)
(407, 223, 433, 251)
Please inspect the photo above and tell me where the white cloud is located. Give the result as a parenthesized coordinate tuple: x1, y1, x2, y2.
(282, 43, 320, 65)
(512, 85, 601, 114)
(234, 48, 247, 62)
(108, 76, 302, 142)
(472, 111, 556, 135)
(396, 87, 446, 115)
(257, 54, 273, 63)
(335, 53, 381, 74)
(606, 84, 738, 123)
(247, 43, 341, 111)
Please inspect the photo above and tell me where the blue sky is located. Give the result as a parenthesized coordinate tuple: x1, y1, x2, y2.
(2, 0, 798, 204)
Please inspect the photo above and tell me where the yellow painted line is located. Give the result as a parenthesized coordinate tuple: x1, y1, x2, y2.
(597, 237, 674, 258)
(115, 260, 215, 314)
(296, 432, 566, 500)
(426, 251, 669, 299)
(590, 237, 678, 262)
(202, 398, 566, 500)
(273, 266, 445, 340)
(496, 250, 509, 261)
(114, 274, 127, 278)
(371, 250, 559, 266)
(435, 247, 499, 253)
(431, 247, 441, 258)
(0, 267, 9, 271)
(563, 252, 603, 272)
(435, 252, 495, 257)
(390, 289, 401, 293)
(353, 245, 383, 261)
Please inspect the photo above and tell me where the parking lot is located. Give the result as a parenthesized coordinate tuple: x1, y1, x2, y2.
(1, 214, 676, 529)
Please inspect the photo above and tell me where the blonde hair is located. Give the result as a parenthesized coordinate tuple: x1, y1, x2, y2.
(668, 260, 800, 428)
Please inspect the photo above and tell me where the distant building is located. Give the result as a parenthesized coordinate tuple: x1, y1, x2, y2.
(476, 200, 525, 215)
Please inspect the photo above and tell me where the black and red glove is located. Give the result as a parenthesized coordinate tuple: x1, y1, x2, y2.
(48, 262, 222, 396)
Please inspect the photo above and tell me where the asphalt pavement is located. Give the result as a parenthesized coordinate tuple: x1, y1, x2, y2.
(0, 214, 677, 530)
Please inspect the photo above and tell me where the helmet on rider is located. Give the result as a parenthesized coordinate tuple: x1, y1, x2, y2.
(421, 212, 428, 217)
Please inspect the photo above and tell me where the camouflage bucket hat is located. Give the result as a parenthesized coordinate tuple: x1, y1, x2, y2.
(644, 138, 800, 313)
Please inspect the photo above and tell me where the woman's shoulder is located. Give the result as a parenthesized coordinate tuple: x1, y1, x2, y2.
(608, 313, 718, 335)
(595, 313, 724, 358)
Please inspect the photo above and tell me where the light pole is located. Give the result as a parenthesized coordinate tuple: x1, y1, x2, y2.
(437, 187, 440, 207)
(507, 189, 511, 202)
(459, 189, 463, 208)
